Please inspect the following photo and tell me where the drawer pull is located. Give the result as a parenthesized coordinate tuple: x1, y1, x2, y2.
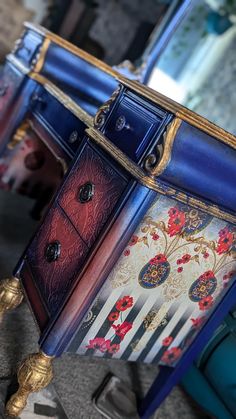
(78, 182, 95, 204)
(115, 115, 131, 132)
(45, 241, 61, 262)
(69, 130, 79, 144)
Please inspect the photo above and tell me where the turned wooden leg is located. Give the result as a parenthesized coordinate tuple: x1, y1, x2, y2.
(0, 277, 24, 322)
(5, 351, 54, 417)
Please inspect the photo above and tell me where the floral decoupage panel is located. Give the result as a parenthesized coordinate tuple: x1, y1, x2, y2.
(71, 194, 236, 367)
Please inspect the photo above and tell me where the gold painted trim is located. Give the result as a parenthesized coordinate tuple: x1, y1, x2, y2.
(33, 38, 51, 73)
(28, 72, 94, 128)
(144, 117, 182, 177)
(86, 127, 236, 224)
(118, 77, 236, 150)
(24, 22, 120, 79)
(8, 120, 30, 150)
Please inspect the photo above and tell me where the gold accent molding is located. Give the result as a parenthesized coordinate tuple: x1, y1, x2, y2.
(118, 77, 236, 150)
(94, 85, 121, 128)
(5, 351, 54, 417)
(33, 38, 51, 73)
(144, 117, 182, 176)
(7, 120, 30, 150)
(0, 277, 24, 322)
(29, 72, 94, 128)
(86, 127, 236, 224)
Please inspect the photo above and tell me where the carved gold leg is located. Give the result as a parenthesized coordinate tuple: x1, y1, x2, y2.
(5, 351, 54, 417)
(0, 277, 24, 323)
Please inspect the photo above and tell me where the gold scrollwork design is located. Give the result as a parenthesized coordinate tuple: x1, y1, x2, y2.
(94, 85, 122, 129)
(144, 117, 182, 176)
(0, 277, 24, 322)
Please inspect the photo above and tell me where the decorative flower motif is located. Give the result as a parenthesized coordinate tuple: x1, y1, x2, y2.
(116, 296, 133, 312)
(149, 254, 167, 265)
(162, 336, 173, 347)
(199, 270, 215, 281)
(177, 259, 182, 265)
(86, 337, 110, 352)
(107, 343, 120, 354)
(191, 317, 205, 328)
(177, 267, 183, 273)
(217, 227, 234, 254)
(108, 312, 120, 322)
(199, 296, 214, 311)
(203, 252, 209, 259)
(112, 321, 133, 340)
(151, 233, 159, 241)
(167, 207, 186, 237)
(123, 249, 130, 256)
(161, 347, 182, 365)
(129, 235, 139, 246)
(182, 254, 191, 264)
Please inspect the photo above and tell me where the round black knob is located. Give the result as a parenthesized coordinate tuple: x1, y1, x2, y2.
(45, 241, 61, 262)
(78, 182, 95, 204)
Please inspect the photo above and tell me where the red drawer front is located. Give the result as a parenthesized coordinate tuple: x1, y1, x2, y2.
(27, 205, 89, 315)
(58, 144, 127, 248)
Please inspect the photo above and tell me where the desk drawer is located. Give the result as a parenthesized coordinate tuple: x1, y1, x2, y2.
(31, 88, 86, 156)
(58, 142, 128, 248)
(102, 93, 167, 162)
(27, 205, 89, 315)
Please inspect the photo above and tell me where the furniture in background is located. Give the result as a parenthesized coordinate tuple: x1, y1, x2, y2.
(0, 75, 235, 418)
(182, 305, 236, 419)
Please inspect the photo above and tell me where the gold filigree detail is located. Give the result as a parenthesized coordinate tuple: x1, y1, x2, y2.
(0, 277, 23, 323)
(7, 121, 30, 150)
(94, 85, 122, 129)
(130, 339, 146, 352)
(5, 351, 54, 417)
(143, 305, 168, 331)
(144, 118, 182, 176)
(33, 38, 51, 73)
(163, 275, 187, 302)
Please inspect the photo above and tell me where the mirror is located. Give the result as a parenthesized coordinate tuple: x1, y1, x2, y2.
(145, 0, 236, 135)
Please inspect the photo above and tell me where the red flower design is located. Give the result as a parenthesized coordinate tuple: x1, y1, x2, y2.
(86, 337, 110, 352)
(177, 259, 182, 265)
(177, 267, 183, 273)
(149, 254, 167, 265)
(167, 208, 186, 237)
(152, 233, 159, 241)
(161, 347, 182, 365)
(191, 317, 205, 328)
(199, 270, 215, 281)
(217, 228, 234, 254)
(203, 252, 209, 259)
(129, 235, 139, 246)
(116, 296, 133, 312)
(108, 312, 120, 322)
(182, 254, 191, 264)
(199, 296, 214, 311)
(107, 343, 120, 354)
(112, 321, 133, 340)
(162, 336, 173, 347)
(123, 249, 130, 256)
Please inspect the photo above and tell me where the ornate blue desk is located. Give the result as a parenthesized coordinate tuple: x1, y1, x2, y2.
(1, 74, 236, 418)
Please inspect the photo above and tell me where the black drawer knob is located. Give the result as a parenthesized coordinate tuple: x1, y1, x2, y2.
(115, 115, 131, 132)
(78, 182, 95, 203)
(45, 241, 61, 262)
